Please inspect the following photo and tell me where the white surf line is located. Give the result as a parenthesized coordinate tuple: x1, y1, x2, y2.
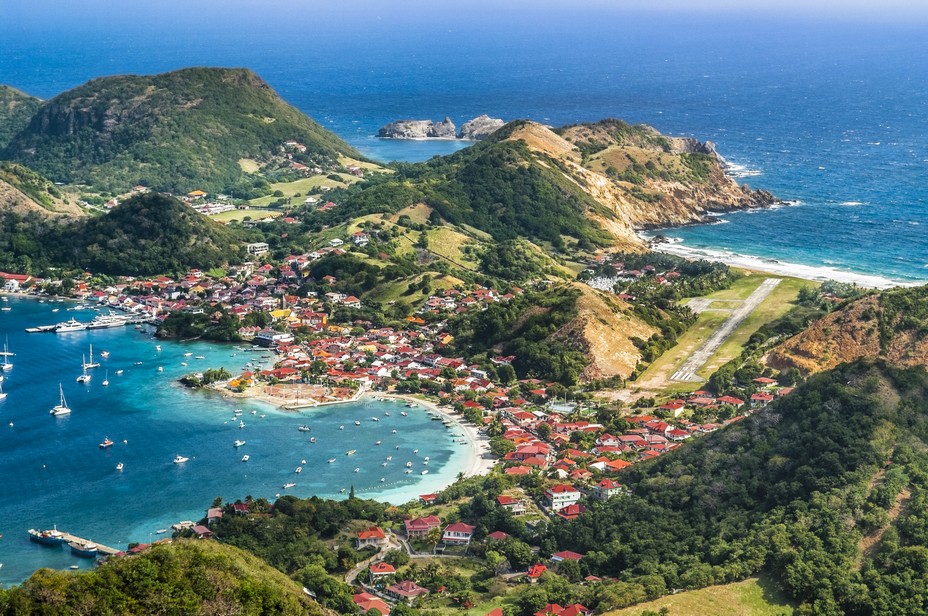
(671, 278, 781, 382)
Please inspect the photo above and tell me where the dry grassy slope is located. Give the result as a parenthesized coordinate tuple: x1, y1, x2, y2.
(0, 177, 81, 217)
(551, 283, 656, 381)
(769, 294, 928, 375)
(504, 121, 774, 250)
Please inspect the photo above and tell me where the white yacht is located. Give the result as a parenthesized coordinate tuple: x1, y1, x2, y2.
(173, 455, 189, 464)
(50, 384, 71, 416)
(76, 356, 92, 383)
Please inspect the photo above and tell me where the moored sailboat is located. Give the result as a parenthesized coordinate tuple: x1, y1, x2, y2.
(50, 384, 71, 416)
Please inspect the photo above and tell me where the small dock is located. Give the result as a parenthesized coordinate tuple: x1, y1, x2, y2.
(58, 531, 122, 555)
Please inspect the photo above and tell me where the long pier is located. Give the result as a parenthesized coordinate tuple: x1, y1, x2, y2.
(58, 531, 122, 555)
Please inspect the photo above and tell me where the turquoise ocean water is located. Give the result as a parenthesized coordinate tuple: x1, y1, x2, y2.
(0, 297, 468, 584)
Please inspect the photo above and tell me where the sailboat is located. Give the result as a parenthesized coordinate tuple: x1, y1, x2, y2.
(50, 384, 71, 415)
(0, 338, 13, 371)
(82, 344, 100, 369)
(76, 356, 92, 383)
(0, 381, 6, 400)
(102, 370, 109, 387)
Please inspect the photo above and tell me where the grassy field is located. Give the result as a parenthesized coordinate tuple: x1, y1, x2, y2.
(210, 208, 282, 223)
(695, 275, 813, 379)
(636, 272, 815, 392)
(426, 227, 481, 268)
(365, 272, 463, 305)
(605, 576, 795, 616)
(248, 175, 356, 206)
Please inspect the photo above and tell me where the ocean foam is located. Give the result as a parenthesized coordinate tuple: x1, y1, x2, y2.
(650, 241, 916, 289)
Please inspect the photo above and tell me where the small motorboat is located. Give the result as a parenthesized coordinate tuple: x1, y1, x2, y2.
(116, 462, 124, 471)
(421, 470, 429, 475)
(380, 477, 385, 482)
(241, 454, 249, 462)
(327, 458, 336, 463)
(386, 456, 392, 461)
(401, 412, 408, 416)
(406, 461, 413, 468)
(100, 350, 110, 358)
(282, 482, 296, 489)
(297, 425, 311, 432)
(239, 420, 245, 429)
(353, 467, 360, 473)
(157, 366, 164, 372)
(155, 345, 161, 351)
(413, 449, 419, 454)
(339, 425, 345, 430)
(233, 440, 246, 447)
(310, 437, 316, 443)
(173, 455, 189, 464)
(382, 462, 388, 467)
(116, 369, 124, 375)
(99, 437, 114, 449)
(295, 467, 302, 473)
(371, 417, 379, 422)
(354, 421, 361, 426)
(392, 429, 397, 434)
(375, 440, 382, 446)
(424, 456, 430, 461)
(346, 449, 357, 456)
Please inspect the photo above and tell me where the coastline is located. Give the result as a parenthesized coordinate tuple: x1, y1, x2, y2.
(373, 393, 496, 481)
(645, 235, 918, 290)
(219, 382, 496, 489)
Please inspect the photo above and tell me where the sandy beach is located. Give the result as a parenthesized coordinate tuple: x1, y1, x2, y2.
(648, 238, 916, 289)
(218, 382, 497, 486)
(372, 393, 497, 480)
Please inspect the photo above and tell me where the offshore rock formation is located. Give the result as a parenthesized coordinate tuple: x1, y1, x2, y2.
(458, 114, 506, 140)
(377, 117, 456, 139)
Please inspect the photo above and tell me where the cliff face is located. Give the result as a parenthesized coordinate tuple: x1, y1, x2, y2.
(769, 286, 928, 375)
(499, 119, 776, 250)
(378, 117, 456, 139)
(459, 114, 505, 140)
(551, 284, 656, 381)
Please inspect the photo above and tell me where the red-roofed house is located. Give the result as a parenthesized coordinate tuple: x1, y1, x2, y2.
(443, 522, 476, 545)
(526, 563, 547, 582)
(497, 495, 526, 514)
(356, 526, 387, 548)
(487, 531, 510, 541)
(534, 603, 564, 616)
(556, 503, 587, 520)
(543, 484, 582, 510)
(717, 395, 745, 406)
(404, 515, 442, 538)
(369, 561, 396, 580)
(751, 392, 774, 407)
(386, 580, 430, 603)
(561, 604, 593, 616)
(354, 591, 391, 615)
(551, 550, 584, 562)
(593, 478, 625, 501)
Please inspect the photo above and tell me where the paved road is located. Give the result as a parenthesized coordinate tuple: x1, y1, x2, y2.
(671, 278, 781, 382)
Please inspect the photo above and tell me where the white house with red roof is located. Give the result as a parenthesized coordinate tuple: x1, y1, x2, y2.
(442, 522, 476, 545)
(496, 495, 526, 514)
(592, 478, 626, 501)
(543, 484, 582, 510)
(404, 515, 442, 539)
(356, 526, 387, 548)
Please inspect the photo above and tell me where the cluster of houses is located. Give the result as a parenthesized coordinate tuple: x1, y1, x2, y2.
(351, 517, 597, 614)
(582, 255, 683, 297)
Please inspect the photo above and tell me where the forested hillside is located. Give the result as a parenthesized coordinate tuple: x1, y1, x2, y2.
(1, 67, 359, 194)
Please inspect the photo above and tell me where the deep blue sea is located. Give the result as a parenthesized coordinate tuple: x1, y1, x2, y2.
(0, 297, 468, 584)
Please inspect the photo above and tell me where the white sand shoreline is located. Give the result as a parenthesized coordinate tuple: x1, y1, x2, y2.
(367, 393, 496, 481)
(646, 236, 920, 289)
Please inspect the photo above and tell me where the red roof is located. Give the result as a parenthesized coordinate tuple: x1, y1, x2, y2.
(527, 563, 547, 578)
(444, 522, 475, 534)
(551, 550, 584, 561)
(370, 561, 396, 574)
(487, 531, 510, 540)
(357, 526, 386, 541)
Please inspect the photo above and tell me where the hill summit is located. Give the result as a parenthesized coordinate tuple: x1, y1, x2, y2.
(1, 67, 360, 194)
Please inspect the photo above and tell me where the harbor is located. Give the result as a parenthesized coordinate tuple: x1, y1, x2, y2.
(29, 528, 122, 557)
(0, 296, 474, 585)
(25, 311, 154, 333)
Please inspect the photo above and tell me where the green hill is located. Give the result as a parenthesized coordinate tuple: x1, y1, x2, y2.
(543, 359, 928, 614)
(1, 67, 360, 194)
(0, 540, 326, 615)
(0, 85, 41, 149)
(0, 192, 248, 275)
